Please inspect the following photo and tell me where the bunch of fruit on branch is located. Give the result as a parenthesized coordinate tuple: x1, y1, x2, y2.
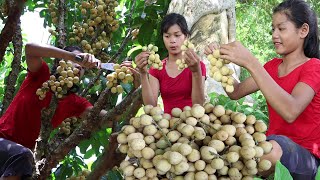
(116, 103, 272, 180)
(59, 116, 81, 136)
(142, 44, 163, 70)
(106, 64, 134, 94)
(176, 40, 195, 70)
(66, 169, 91, 180)
(36, 60, 80, 100)
(48, 0, 118, 61)
(207, 50, 235, 93)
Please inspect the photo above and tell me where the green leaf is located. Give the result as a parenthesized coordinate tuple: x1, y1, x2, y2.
(274, 161, 293, 180)
(127, 45, 142, 57)
(315, 167, 320, 180)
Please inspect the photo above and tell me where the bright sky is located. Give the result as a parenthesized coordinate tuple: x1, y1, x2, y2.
(21, 11, 51, 44)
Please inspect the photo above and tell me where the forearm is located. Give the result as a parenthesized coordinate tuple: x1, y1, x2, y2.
(227, 77, 259, 100)
(140, 73, 157, 106)
(191, 71, 205, 105)
(247, 60, 298, 122)
(25, 43, 76, 61)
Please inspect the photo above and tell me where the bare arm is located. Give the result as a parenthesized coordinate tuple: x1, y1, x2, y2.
(140, 74, 159, 106)
(25, 43, 76, 72)
(185, 49, 206, 105)
(221, 41, 315, 123)
(135, 52, 159, 106)
(191, 71, 205, 105)
(227, 76, 259, 100)
(247, 61, 314, 122)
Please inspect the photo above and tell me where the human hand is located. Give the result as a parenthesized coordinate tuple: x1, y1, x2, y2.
(77, 53, 101, 69)
(204, 42, 220, 55)
(184, 49, 201, 73)
(220, 41, 257, 68)
(134, 51, 150, 74)
(120, 61, 141, 89)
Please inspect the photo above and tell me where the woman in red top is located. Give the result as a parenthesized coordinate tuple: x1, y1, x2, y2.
(205, 0, 320, 179)
(135, 13, 206, 114)
(0, 43, 107, 180)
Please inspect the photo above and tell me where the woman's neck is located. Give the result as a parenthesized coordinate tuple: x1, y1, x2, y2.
(167, 53, 183, 62)
(281, 49, 308, 68)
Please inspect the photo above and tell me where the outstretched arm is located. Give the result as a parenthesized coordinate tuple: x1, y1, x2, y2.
(220, 41, 315, 123)
(25, 43, 76, 72)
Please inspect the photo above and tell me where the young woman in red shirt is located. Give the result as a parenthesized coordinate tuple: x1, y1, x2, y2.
(205, 0, 320, 179)
(135, 13, 206, 114)
(0, 43, 107, 180)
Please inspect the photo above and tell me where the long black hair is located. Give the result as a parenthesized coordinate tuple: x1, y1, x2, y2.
(160, 13, 190, 37)
(273, 0, 319, 58)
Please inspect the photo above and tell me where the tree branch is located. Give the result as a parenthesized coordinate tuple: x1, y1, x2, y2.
(33, 96, 58, 179)
(0, 19, 22, 116)
(0, 0, 24, 63)
(56, 0, 67, 48)
(37, 88, 142, 178)
(88, 94, 143, 179)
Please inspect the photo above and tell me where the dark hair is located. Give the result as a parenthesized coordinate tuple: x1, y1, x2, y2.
(273, 0, 319, 58)
(63, 46, 84, 53)
(160, 13, 190, 36)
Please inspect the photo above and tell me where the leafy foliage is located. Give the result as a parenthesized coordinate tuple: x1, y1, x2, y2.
(0, 0, 319, 178)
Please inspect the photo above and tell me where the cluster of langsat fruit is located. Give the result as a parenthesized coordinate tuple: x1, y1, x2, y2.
(176, 40, 195, 70)
(59, 117, 80, 135)
(66, 169, 91, 180)
(116, 103, 272, 180)
(48, 0, 118, 58)
(142, 44, 163, 70)
(36, 60, 80, 100)
(106, 64, 134, 94)
(207, 49, 235, 93)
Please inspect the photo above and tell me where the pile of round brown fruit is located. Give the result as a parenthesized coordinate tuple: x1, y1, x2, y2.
(36, 60, 80, 100)
(116, 103, 272, 180)
(207, 49, 235, 93)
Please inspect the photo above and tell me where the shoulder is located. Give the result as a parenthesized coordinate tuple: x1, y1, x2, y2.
(263, 58, 281, 71)
(27, 60, 50, 78)
(301, 58, 320, 71)
(264, 58, 281, 67)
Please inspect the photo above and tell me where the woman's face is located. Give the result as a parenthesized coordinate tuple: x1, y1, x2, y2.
(163, 24, 187, 56)
(272, 12, 306, 56)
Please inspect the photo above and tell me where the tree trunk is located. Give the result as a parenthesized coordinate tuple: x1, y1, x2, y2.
(0, 0, 25, 62)
(0, 19, 22, 116)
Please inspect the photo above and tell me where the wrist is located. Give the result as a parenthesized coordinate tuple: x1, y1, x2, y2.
(246, 57, 261, 73)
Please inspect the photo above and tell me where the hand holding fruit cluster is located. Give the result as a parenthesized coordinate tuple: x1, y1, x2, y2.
(116, 103, 272, 180)
(176, 40, 195, 70)
(36, 60, 80, 100)
(106, 64, 134, 94)
(207, 49, 235, 93)
(142, 44, 163, 70)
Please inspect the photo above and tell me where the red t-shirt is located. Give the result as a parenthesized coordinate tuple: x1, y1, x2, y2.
(0, 61, 92, 149)
(264, 58, 320, 158)
(149, 58, 206, 114)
